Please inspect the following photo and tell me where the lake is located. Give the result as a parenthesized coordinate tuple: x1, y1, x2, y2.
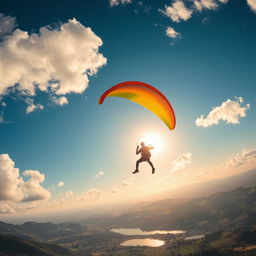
(121, 238, 165, 247)
(111, 228, 186, 236)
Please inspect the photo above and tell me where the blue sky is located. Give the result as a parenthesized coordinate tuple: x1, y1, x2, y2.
(0, 0, 256, 218)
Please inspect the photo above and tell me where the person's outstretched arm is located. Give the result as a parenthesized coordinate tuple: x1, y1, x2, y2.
(148, 144, 154, 150)
(136, 146, 140, 155)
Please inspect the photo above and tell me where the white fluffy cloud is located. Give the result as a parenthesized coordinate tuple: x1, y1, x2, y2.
(166, 26, 181, 38)
(193, 0, 229, 10)
(0, 154, 50, 205)
(110, 0, 132, 6)
(25, 98, 44, 114)
(51, 96, 69, 106)
(247, 0, 256, 12)
(57, 181, 65, 187)
(22, 170, 51, 202)
(0, 18, 106, 111)
(0, 154, 23, 201)
(26, 103, 44, 114)
(171, 152, 192, 172)
(161, 1, 193, 22)
(227, 148, 256, 168)
(196, 97, 249, 127)
(161, 0, 228, 23)
(0, 13, 16, 36)
(193, 0, 224, 11)
(96, 171, 104, 178)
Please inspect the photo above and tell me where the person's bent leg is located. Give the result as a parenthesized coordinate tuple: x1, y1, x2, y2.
(133, 158, 144, 174)
(147, 160, 155, 174)
(136, 158, 143, 170)
(136, 160, 139, 170)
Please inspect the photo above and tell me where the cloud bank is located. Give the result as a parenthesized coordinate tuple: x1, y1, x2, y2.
(195, 97, 250, 127)
(227, 148, 256, 168)
(0, 18, 106, 114)
(0, 154, 50, 212)
(22, 170, 51, 202)
(171, 152, 192, 172)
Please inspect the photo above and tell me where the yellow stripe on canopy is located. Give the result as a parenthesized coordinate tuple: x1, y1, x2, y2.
(98, 81, 176, 130)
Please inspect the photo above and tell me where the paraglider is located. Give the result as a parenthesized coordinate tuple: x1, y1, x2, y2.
(98, 81, 176, 174)
(98, 81, 176, 130)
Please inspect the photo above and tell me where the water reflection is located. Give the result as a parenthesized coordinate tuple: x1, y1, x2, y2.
(121, 238, 165, 247)
(111, 228, 186, 236)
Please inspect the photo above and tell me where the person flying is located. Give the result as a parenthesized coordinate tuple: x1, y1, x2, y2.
(133, 142, 155, 174)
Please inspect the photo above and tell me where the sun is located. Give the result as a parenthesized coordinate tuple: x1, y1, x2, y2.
(139, 133, 164, 153)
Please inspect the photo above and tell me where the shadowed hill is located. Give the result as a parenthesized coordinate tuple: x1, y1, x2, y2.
(0, 234, 77, 256)
(0, 221, 87, 241)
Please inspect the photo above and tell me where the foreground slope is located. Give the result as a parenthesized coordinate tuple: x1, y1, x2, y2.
(0, 234, 77, 256)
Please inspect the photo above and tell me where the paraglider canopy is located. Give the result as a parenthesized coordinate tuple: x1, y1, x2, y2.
(98, 81, 176, 130)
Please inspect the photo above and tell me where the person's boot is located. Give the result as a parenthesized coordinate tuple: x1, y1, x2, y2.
(152, 168, 155, 174)
(133, 169, 139, 174)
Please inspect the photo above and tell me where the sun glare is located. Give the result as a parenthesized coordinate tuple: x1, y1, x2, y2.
(139, 133, 164, 153)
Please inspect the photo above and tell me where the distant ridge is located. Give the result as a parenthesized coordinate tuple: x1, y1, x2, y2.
(159, 168, 256, 200)
(83, 186, 256, 232)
